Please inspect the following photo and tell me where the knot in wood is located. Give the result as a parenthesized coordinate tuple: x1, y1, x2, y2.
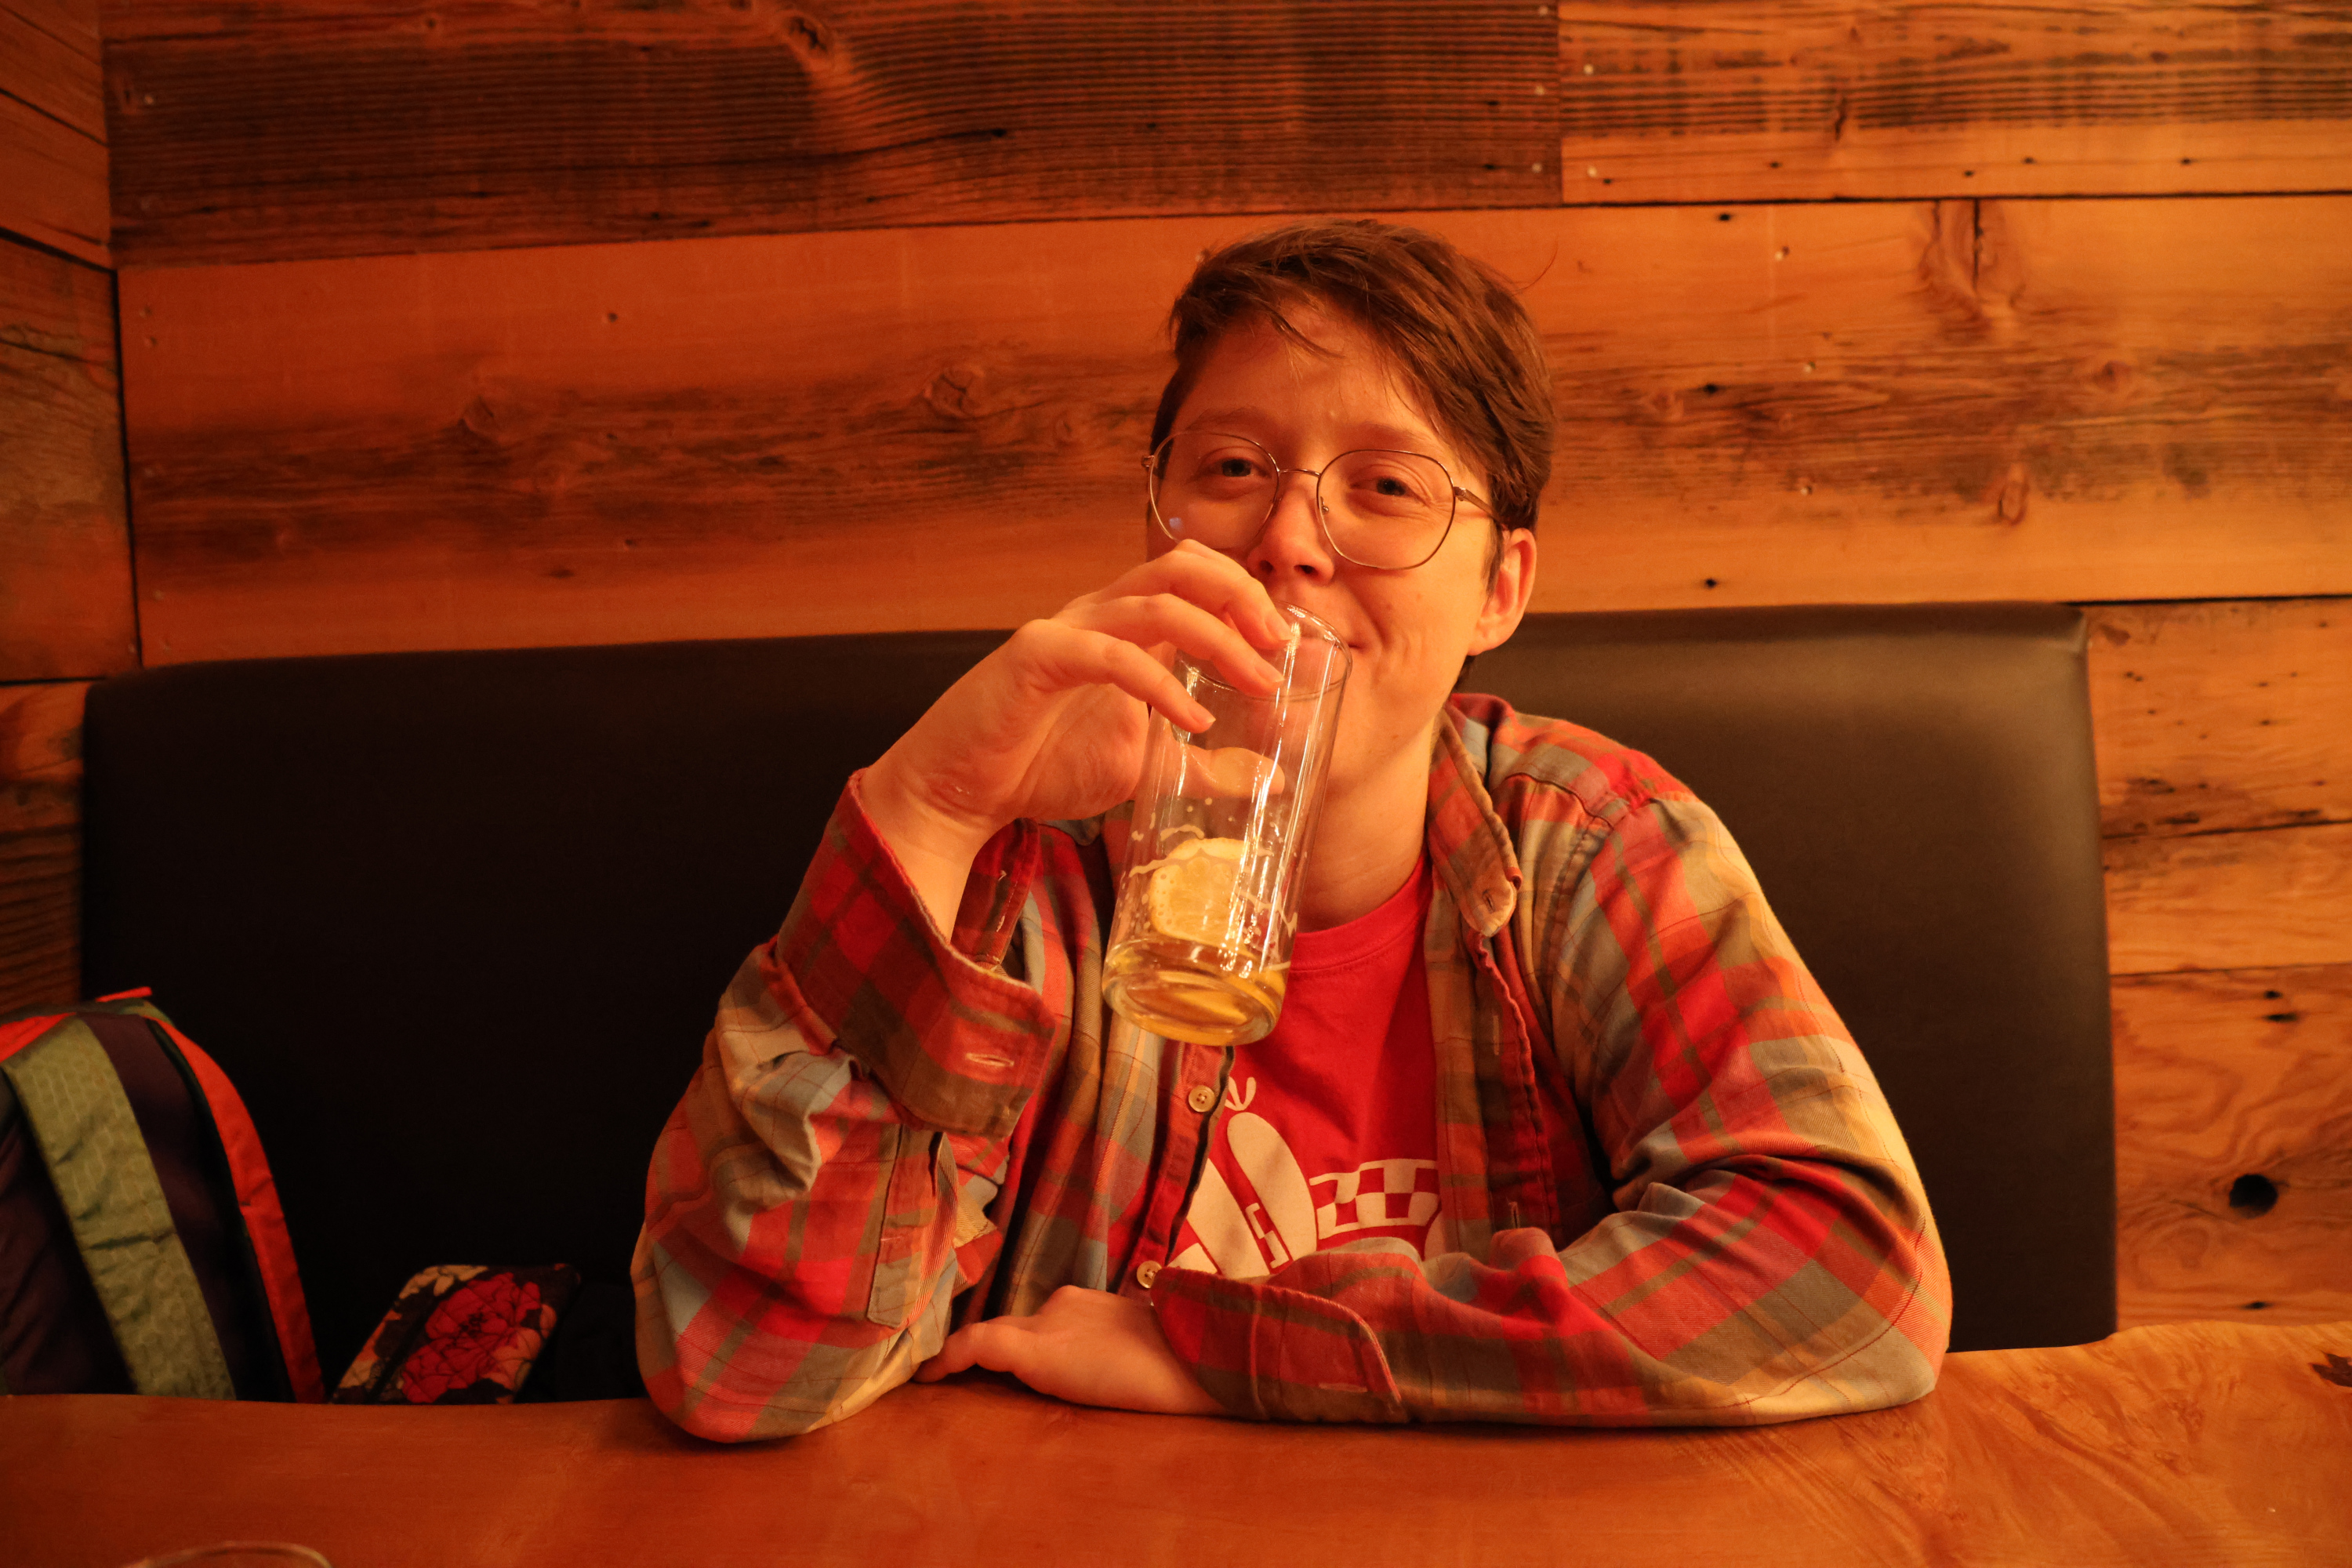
(923, 361, 1021, 426)
(782, 10, 840, 72)
(1996, 463, 2029, 525)
(458, 394, 500, 441)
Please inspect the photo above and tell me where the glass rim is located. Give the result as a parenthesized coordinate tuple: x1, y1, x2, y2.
(1176, 603, 1352, 699)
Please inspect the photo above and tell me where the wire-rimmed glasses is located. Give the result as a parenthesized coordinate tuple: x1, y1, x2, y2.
(1143, 430, 1492, 570)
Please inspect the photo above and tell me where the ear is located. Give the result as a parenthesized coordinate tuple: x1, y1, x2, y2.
(1466, 528, 1537, 657)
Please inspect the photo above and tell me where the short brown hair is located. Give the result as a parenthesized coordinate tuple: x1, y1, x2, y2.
(1149, 220, 1555, 539)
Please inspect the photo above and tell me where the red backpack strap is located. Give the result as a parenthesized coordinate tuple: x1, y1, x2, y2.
(134, 1011, 328, 1403)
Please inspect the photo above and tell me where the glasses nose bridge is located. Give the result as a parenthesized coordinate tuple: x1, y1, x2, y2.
(1253, 454, 1338, 561)
(1262, 454, 1333, 521)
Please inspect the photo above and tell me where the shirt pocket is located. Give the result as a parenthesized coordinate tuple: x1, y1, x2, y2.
(866, 1121, 953, 1330)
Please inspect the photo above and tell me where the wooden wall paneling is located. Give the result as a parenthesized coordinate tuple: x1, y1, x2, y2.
(116, 195, 2352, 665)
(2103, 822, 2352, 977)
(1558, 2, 2352, 205)
(3, 1, 103, 136)
(1541, 191, 2352, 610)
(2086, 599, 2350, 841)
(2, 0, 105, 263)
(99, 0, 1558, 267)
(0, 680, 85, 1015)
(1, 236, 134, 678)
(0, 82, 106, 266)
(2091, 593, 2352, 1327)
(2113, 963, 2352, 1329)
(118, 219, 1200, 662)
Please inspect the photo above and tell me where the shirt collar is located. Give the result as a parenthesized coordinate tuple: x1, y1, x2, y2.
(1425, 696, 1521, 938)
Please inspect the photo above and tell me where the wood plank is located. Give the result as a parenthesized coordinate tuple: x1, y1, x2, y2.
(0, 235, 134, 678)
(99, 0, 1556, 267)
(116, 195, 2352, 663)
(0, 80, 105, 264)
(2114, 963, 2352, 1330)
(9, 1324, 2352, 1567)
(0, 680, 85, 1016)
(2104, 822, 2352, 977)
(2087, 598, 2351, 841)
(2, 0, 103, 141)
(1559, 2, 2352, 204)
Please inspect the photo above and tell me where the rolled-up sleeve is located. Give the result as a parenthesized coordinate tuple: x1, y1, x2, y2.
(632, 772, 1057, 1440)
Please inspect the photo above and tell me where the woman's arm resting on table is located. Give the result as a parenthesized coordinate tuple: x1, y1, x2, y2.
(1147, 793, 1951, 1426)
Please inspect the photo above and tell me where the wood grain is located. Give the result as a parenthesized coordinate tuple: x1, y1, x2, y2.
(98, 0, 1556, 267)
(114, 195, 2352, 664)
(1559, 2, 2352, 204)
(2, 0, 102, 140)
(0, 680, 85, 1016)
(2088, 598, 2350, 842)
(2104, 822, 2352, 977)
(0, 78, 105, 264)
(6, 1321, 2352, 1566)
(0, 235, 134, 678)
(2114, 964, 2352, 1331)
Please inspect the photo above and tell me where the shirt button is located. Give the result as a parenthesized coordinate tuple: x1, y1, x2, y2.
(1187, 1085, 1216, 1113)
(1136, 1261, 1162, 1289)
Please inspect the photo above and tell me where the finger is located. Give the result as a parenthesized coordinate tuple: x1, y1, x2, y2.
(1073, 592, 1283, 695)
(923, 1320, 1033, 1383)
(1016, 622, 1216, 734)
(915, 1326, 998, 1382)
(1106, 542, 1291, 649)
(913, 1328, 975, 1382)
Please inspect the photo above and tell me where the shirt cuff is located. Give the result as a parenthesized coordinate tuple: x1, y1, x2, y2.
(769, 771, 1054, 1139)
(1151, 1268, 1407, 1424)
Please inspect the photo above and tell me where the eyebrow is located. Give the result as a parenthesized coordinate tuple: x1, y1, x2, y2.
(1180, 407, 1446, 455)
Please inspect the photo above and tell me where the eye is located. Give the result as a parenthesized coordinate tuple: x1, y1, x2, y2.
(1342, 457, 1441, 507)
(1174, 436, 1274, 488)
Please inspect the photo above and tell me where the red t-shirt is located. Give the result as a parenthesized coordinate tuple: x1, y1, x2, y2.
(1168, 858, 1439, 1277)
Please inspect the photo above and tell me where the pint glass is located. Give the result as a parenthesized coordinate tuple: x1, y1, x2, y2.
(1102, 605, 1350, 1046)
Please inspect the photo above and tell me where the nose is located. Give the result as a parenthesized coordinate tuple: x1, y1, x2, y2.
(1243, 468, 1338, 583)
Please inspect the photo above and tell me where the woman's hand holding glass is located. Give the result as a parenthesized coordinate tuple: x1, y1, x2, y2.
(862, 541, 1294, 937)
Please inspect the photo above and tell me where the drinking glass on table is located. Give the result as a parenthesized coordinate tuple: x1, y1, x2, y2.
(1102, 604, 1350, 1047)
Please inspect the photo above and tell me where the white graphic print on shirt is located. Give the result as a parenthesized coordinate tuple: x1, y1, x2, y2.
(1168, 1076, 1442, 1279)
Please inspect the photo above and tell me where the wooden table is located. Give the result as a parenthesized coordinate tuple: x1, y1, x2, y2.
(9, 1319, 2350, 1567)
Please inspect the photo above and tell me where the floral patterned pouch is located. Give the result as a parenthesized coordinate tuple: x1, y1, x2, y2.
(331, 1263, 580, 1404)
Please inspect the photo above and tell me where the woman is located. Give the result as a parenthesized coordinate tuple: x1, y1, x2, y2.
(633, 220, 1950, 1439)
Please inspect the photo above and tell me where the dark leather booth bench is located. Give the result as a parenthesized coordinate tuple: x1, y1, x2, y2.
(78, 604, 2115, 1387)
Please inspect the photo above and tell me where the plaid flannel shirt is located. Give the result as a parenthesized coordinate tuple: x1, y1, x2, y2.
(633, 694, 1951, 1439)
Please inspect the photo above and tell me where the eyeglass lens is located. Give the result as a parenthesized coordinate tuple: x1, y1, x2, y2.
(1149, 433, 1454, 568)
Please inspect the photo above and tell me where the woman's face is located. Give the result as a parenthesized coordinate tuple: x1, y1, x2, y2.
(1154, 307, 1537, 797)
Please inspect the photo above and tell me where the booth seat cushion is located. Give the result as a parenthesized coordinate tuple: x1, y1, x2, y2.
(80, 604, 2111, 1381)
